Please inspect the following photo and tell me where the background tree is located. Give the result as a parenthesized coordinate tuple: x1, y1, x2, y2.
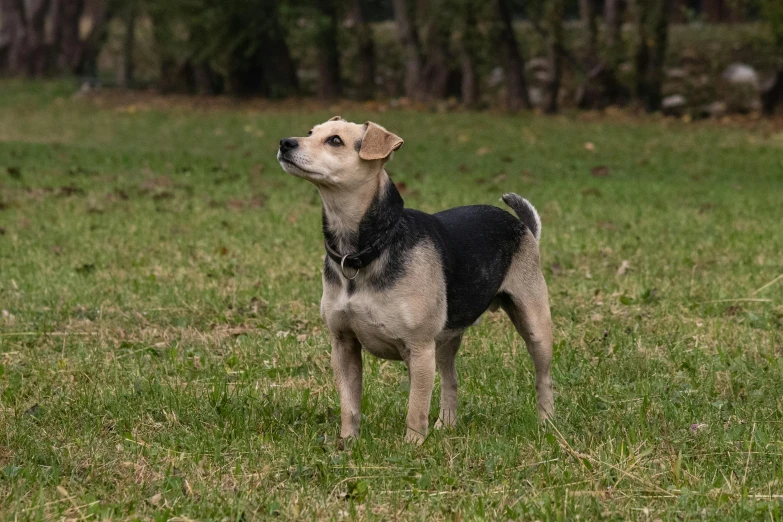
(633, 0, 674, 112)
(761, 0, 783, 114)
(544, 0, 566, 113)
(314, 0, 342, 99)
(349, 0, 376, 100)
(391, 0, 425, 101)
(494, 0, 531, 110)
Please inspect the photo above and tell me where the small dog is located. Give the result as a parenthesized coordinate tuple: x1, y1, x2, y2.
(278, 117, 554, 444)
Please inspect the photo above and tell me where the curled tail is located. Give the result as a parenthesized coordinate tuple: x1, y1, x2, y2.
(502, 193, 541, 242)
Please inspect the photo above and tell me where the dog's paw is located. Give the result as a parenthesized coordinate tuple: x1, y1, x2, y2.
(404, 427, 426, 445)
(434, 410, 456, 430)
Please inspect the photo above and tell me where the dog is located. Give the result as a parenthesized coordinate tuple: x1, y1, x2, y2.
(277, 117, 554, 444)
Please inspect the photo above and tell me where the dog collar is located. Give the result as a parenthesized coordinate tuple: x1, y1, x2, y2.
(324, 228, 395, 279)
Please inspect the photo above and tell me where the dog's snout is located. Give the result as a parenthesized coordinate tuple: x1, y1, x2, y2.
(279, 138, 298, 153)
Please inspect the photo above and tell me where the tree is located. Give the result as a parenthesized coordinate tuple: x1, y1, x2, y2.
(146, 0, 298, 97)
(314, 0, 342, 99)
(391, 0, 426, 101)
(494, 0, 531, 110)
(350, 0, 376, 100)
(633, 0, 674, 112)
(454, 0, 483, 107)
(576, 0, 631, 109)
(544, 0, 566, 113)
(761, 0, 783, 114)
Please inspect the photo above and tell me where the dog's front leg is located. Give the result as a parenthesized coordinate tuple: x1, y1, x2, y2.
(405, 341, 436, 444)
(331, 334, 363, 440)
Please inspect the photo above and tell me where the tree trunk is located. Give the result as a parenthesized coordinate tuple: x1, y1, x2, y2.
(634, 0, 673, 112)
(417, 0, 451, 99)
(391, 0, 425, 101)
(315, 0, 342, 100)
(579, 0, 598, 64)
(762, 69, 783, 115)
(77, 0, 112, 79)
(457, 0, 481, 107)
(495, 0, 531, 110)
(604, 0, 625, 65)
(545, 0, 566, 113)
(0, 0, 25, 74)
(120, 0, 136, 87)
(351, 0, 375, 100)
(27, 0, 53, 76)
(56, 0, 85, 73)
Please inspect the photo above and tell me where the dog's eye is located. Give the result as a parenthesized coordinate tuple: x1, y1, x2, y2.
(307, 130, 313, 137)
(326, 135, 343, 147)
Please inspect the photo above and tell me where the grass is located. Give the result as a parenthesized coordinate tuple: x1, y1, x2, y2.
(1, 80, 783, 520)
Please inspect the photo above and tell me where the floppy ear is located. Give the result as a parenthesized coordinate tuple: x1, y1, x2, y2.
(359, 122, 404, 161)
(329, 115, 343, 121)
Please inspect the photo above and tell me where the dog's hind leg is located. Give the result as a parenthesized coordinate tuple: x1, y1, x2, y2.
(499, 241, 555, 420)
(434, 334, 463, 429)
(331, 333, 363, 439)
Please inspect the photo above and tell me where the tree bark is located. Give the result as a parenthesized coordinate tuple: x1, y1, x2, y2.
(634, 0, 673, 112)
(417, 0, 451, 100)
(495, 0, 531, 110)
(77, 0, 112, 78)
(762, 69, 783, 115)
(545, 0, 566, 113)
(0, 0, 25, 74)
(457, 1, 480, 107)
(120, 0, 136, 87)
(579, 0, 598, 64)
(351, 0, 375, 100)
(56, 0, 85, 73)
(315, 0, 342, 100)
(391, 0, 425, 101)
(604, 0, 625, 64)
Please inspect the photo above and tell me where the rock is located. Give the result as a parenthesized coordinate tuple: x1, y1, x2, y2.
(533, 70, 550, 83)
(666, 67, 689, 80)
(722, 63, 759, 89)
(662, 94, 687, 114)
(528, 87, 545, 107)
(701, 101, 727, 118)
(526, 57, 549, 72)
(487, 67, 504, 88)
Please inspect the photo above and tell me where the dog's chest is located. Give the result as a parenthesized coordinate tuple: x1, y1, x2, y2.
(322, 285, 410, 361)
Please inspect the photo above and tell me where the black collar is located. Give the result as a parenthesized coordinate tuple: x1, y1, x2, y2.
(323, 180, 404, 273)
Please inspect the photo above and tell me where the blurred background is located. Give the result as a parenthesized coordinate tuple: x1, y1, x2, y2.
(0, 0, 782, 114)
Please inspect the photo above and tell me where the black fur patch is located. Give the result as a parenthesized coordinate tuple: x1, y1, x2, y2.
(322, 179, 526, 329)
(354, 139, 362, 153)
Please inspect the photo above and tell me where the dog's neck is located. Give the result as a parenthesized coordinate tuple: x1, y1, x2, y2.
(320, 169, 404, 255)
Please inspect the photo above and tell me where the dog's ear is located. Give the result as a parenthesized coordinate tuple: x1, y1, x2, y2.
(359, 122, 404, 161)
(329, 115, 343, 121)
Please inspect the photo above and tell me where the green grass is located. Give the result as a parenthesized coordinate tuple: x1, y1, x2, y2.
(1, 81, 783, 520)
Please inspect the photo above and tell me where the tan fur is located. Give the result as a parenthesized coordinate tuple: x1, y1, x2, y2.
(279, 118, 554, 444)
(359, 122, 404, 161)
(499, 233, 555, 419)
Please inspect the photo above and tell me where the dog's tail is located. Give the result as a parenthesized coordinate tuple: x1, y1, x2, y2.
(502, 193, 541, 242)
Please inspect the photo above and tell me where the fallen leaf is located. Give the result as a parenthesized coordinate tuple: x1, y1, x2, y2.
(616, 260, 631, 276)
(476, 146, 491, 156)
(297, 334, 308, 343)
(584, 142, 595, 151)
(148, 493, 163, 506)
(590, 165, 610, 177)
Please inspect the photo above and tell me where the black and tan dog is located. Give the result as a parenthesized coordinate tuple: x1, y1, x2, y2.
(277, 117, 554, 444)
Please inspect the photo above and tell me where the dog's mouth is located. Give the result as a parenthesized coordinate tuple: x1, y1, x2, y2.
(277, 153, 322, 179)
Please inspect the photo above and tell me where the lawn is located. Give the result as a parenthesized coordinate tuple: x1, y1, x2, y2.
(1, 81, 782, 520)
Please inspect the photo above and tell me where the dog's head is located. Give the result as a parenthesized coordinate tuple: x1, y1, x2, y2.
(277, 117, 403, 187)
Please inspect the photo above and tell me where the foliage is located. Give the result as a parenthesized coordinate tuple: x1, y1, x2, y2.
(1, 81, 783, 519)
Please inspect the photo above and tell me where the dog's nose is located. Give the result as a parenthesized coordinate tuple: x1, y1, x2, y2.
(279, 138, 298, 153)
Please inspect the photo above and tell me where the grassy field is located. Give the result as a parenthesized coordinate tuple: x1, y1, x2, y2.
(1, 81, 782, 520)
